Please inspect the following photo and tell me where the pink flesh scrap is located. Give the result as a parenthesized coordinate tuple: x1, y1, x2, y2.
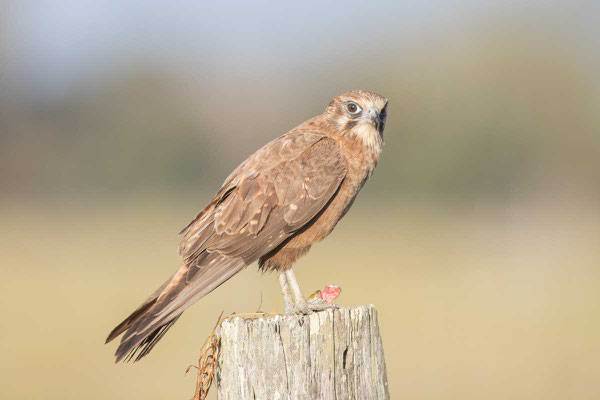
(318, 285, 341, 303)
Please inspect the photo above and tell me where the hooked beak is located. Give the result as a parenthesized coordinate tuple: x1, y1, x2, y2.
(364, 108, 383, 132)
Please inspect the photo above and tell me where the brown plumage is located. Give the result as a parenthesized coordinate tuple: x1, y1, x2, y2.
(106, 90, 388, 362)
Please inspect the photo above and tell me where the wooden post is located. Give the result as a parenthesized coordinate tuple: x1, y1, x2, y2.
(216, 305, 389, 399)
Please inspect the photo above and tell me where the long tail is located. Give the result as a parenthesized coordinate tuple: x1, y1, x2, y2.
(106, 253, 245, 362)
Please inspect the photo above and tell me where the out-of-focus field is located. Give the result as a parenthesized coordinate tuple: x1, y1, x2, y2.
(1, 2, 600, 398)
(1, 195, 598, 399)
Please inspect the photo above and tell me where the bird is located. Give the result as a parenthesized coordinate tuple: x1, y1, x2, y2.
(106, 89, 388, 362)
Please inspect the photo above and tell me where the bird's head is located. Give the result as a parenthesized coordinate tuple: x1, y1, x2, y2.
(325, 90, 388, 151)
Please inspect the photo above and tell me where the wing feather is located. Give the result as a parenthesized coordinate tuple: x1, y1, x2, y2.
(110, 129, 347, 362)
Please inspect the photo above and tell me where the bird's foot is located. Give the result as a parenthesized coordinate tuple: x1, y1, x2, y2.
(280, 270, 342, 315)
(288, 284, 342, 315)
(307, 300, 340, 312)
(283, 297, 313, 315)
(288, 299, 339, 315)
(284, 303, 301, 315)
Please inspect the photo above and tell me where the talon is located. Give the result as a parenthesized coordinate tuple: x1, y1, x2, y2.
(306, 302, 339, 312)
(294, 299, 313, 315)
(284, 305, 297, 315)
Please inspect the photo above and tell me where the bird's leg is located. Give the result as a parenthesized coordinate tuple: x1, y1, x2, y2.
(278, 271, 297, 315)
(284, 268, 339, 314)
(284, 268, 311, 314)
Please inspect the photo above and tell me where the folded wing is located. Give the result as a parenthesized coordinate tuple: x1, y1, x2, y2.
(107, 131, 347, 362)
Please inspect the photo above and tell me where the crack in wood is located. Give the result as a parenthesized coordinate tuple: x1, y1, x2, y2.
(216, 305, 389, 399)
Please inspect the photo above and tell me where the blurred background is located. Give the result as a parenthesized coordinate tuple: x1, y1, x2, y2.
(1, 1, 599, 399)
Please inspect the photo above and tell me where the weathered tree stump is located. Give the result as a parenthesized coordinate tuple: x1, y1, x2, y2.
(216, 305, 389, 399)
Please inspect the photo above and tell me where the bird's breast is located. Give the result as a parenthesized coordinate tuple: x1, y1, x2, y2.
(284, 138, 380, 248)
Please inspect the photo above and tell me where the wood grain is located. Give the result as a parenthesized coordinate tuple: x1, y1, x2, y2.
(217, 305, 389, 399)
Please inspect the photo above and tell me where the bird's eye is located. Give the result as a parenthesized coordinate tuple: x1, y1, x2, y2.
(346, 102, 362, 114)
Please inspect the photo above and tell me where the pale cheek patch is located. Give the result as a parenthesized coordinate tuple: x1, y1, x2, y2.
(352, 123, 383, 154)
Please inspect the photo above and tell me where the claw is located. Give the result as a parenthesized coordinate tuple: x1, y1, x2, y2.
(279, 268, 342, 315)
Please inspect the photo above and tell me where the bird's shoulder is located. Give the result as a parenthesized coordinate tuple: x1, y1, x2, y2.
(223, 122, 339, 185)
(178, 122, 347, 258)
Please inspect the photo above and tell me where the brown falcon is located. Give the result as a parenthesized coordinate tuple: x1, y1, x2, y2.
(106, 90, 388, 362)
